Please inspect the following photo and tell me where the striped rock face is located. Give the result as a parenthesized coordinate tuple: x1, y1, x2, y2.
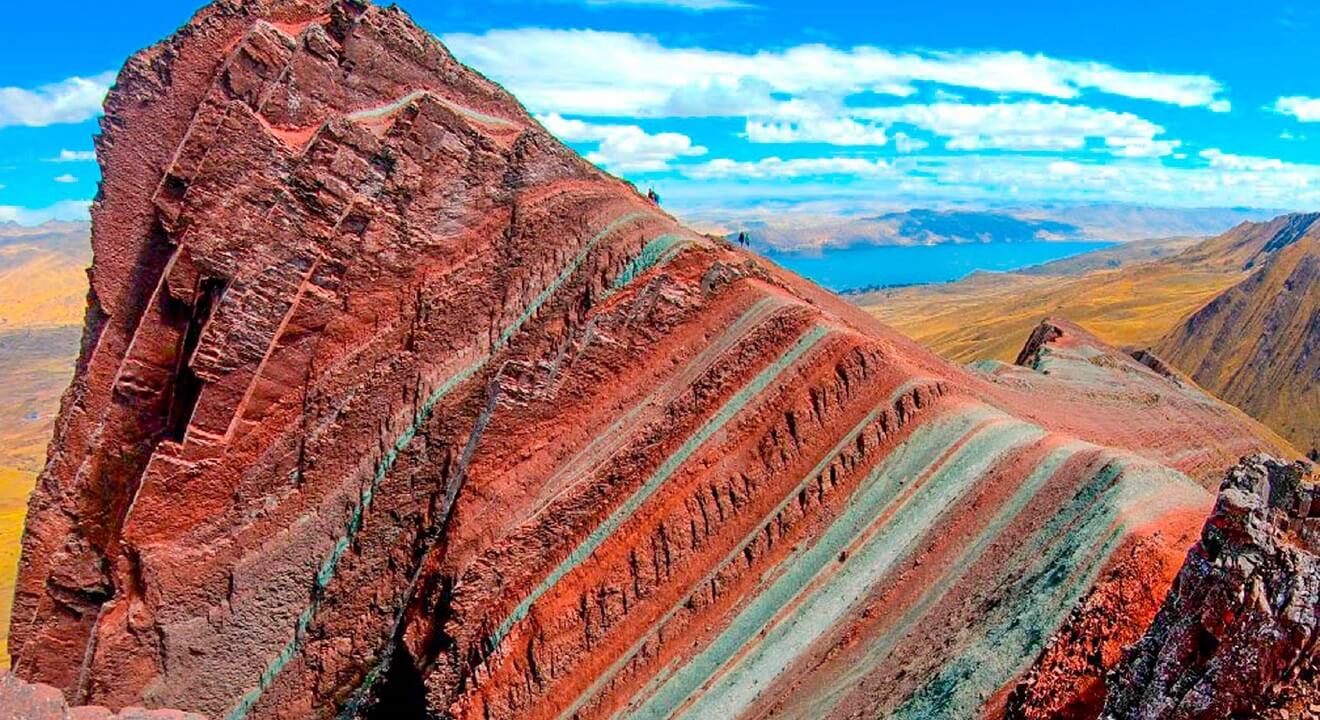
(6, 1, 1296, 719)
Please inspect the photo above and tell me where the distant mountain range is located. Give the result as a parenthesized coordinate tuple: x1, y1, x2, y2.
(703, 205, 1281, 252)
(861, 211, 1318, 457)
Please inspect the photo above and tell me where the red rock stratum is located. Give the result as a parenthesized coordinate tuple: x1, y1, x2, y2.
(1104, 455, 1319, 719)
(5, 1, 1299, 718)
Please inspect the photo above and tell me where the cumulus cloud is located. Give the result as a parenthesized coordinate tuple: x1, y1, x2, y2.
(1199, 148, 1287, 172)
(538, 113, 706, 172)
(1273, 96, 1320, 122)
(0, 71, 115, 128)
(853, 101, 1178, 156)
(1104, 136, 1181, 158)
(0, 199, 92, 225)
(672, 149, 1320, 208)
(444, 30, 1230, 118)
(48, 149, 97, 162)
(684, 157, 892, 180)
(893, 132, 929, 154)
(745, 117, 889, 146)
(53, 173, 78, 184)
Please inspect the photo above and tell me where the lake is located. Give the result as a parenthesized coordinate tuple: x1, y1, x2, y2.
(763, 241, 1115, 292)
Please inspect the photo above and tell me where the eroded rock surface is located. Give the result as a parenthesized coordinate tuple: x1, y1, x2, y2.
(7, 1, 1298, 718)
(1104, 455, 1319, 719)
(0, 672, 202, 720)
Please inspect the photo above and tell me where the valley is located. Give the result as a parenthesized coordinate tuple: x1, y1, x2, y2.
(858, 214, 1320, 456)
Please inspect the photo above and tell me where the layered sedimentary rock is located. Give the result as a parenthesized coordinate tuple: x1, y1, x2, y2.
(8, 2, 1298, 718)
(1104, 455, 1319, 719)
(1000, 509, 1204, 719)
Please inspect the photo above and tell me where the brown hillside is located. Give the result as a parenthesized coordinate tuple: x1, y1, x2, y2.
(1156, 231, 1319, 456)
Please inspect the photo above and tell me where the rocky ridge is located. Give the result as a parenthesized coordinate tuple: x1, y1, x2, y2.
(1103, 455, 1319, 719)
(3, 1, 1299, 718)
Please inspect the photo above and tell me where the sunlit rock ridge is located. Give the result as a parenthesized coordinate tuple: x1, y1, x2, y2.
(4, 1, 1299, 718)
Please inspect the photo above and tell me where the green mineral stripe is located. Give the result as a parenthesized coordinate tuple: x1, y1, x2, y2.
(661, 417, 1046, 720)
(619, 406, 1005, 719)
(350, 297, 783, 715)
(225, 211, 651, 720)
(485, 324, 831, 654)
(526, 296, 781, 522)
(799, 439, 1088, 717)
(889, 471, 1131, 718)
(887, 456, 1195, 718)
(563, 379, 942, 720)
(609, 233, 688, 292)
(498, 212, 651, 348)
(615, 379, 951, 718)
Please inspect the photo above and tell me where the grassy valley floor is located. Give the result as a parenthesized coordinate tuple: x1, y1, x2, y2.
(0, 224, 88, 667)
(858, 263, 1241, 364)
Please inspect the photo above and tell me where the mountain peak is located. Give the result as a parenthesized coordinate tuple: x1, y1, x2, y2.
(5, 2, 1300, 718)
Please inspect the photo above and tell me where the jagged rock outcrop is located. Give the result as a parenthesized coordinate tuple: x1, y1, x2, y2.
(7, 2, 1298, 719)
(1103, 455, 1319, 719)
(999, 509, 1205, 719)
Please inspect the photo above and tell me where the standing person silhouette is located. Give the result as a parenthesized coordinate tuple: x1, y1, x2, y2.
(646, 188, 659, 204)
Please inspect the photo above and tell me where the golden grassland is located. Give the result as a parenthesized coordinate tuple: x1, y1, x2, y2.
(0, 238, 87, 668)
(0, 466, 34, 668)
(860, 263, 1244, 364)
(0, 247, 87, 331)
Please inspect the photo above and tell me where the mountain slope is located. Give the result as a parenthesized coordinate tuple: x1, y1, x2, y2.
(4, 2, 1294, 719)
(1013, 235, 1202, 276)
(1156, 230, 1319, 456)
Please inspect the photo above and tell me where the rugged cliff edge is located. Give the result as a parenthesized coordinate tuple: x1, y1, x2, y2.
(1103, 455, 1319, 719)
(5, 1, 1298, 718)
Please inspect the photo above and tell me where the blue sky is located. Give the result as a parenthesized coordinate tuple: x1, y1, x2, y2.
(1, 0, 1318, 223)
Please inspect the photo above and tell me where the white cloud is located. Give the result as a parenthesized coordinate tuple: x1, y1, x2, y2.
(538, 113, 706, 172)
(0, 71, 115, 128)
(854, 101, 1178, 156)
(684, 157, 891, 180)
(1273, 96, 1320, 122)
(0, 199, 92, 225)
(48, 149, 96, 162)
(1199, 148, 1286, 172)
(53, 174, 79, 184)
(444, 30, 1230, 118)
(1105, 136, 1181, 158)
(745, 117, 889, 146)
(1048, 160, 1082, 176)
(577, 0, 754, 8)
(676, 151, 1320, 209)
(893, 132, 929, 154)
(1064, 63, 1232, 111)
